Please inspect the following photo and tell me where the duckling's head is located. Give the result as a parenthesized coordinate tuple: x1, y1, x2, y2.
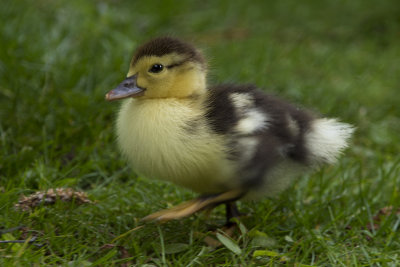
(106, 37, 207, 101)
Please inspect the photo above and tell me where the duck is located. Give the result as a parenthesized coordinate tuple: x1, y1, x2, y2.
(106, 37, 354, 224)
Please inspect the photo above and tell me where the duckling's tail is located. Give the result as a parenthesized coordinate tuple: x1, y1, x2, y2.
(305, 118, 354, 165)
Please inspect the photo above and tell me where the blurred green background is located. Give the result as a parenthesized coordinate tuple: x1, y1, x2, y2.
(1, 0, 400, 265)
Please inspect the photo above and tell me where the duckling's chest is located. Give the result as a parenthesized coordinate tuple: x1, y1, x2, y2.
(116, 99, 234, 193)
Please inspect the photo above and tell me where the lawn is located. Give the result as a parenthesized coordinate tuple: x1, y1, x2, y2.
(1, 0, 400, 265)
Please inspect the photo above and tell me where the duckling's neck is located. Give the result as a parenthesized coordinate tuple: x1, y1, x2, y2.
(135, 92, 207, 112)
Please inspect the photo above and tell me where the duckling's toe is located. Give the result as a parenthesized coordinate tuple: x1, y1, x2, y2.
(142, 198, 207, 222)
(142, 189, 245, 222)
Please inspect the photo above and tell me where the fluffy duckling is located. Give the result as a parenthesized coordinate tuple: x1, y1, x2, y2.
(106, 37, 353, 223)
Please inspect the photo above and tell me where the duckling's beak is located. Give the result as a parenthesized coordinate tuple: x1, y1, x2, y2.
(105, 74, 145, 101)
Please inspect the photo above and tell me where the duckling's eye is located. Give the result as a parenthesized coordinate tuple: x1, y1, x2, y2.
(149, 64, 164, 73)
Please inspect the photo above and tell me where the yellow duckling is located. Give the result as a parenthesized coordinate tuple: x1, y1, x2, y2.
(106, 37, 353, 223)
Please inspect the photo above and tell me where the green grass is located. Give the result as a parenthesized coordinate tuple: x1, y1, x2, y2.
(1, 0, 400, 265)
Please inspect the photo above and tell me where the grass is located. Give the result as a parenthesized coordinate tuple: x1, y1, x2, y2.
(1, 0, 400, 265)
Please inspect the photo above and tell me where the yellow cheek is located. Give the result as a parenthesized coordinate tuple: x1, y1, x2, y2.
(137, 75, 147, 88)
(140, 73, 173, 98)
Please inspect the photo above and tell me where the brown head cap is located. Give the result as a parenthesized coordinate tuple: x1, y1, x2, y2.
(132, 37, 205, 66)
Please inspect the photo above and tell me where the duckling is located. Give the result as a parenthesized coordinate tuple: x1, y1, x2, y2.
(106, 37, 354, 223)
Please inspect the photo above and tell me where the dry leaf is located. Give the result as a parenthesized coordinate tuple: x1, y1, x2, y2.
(15, 188, 93, 211)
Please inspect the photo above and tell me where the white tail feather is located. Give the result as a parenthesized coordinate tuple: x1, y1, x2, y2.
(305, 118, 354, 164)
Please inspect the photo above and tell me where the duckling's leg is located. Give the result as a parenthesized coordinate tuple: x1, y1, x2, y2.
(225, 202, 242, 225)
(142, 189, 245, 222)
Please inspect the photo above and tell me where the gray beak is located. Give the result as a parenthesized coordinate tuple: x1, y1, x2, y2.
(105, 74, 145, 101)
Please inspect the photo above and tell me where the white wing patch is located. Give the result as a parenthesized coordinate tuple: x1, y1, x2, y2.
(229, 92, 254, 109)
(234, 109, 269, 134)
(229, 92, 270, 135)
(238, 136, 259, 162)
